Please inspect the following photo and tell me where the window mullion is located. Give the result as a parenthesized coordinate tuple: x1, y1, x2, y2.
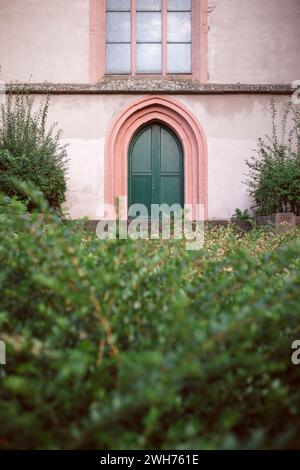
(131, 0, 136, 75)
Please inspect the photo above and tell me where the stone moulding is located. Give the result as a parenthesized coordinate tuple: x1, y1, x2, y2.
(5, 81, 293, 95)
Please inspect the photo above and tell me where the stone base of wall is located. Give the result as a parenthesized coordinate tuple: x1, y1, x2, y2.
(256, 213, 298, 233)
(82, 215, 300, 233)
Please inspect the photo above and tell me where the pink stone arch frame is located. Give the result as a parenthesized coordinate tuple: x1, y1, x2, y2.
(89, 0, 208, 82)
(104, 96, 208, 219)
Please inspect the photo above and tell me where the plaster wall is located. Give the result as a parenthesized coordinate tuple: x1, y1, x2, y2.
(208, 0, 300, 84)
(0, 0, 299, 84)
(0, 0, 89, 83)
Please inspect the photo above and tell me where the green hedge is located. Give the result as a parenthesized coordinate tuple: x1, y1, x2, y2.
(0, 195, 300, 449)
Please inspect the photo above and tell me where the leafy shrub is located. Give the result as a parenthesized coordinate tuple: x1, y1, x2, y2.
(231, 208, 254, 222)
(246, 100, 300, 215)
(0, 89, 68, 211)
(0, 192, 300, 449)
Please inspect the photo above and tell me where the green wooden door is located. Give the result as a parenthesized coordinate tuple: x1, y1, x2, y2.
(128, 124, 183, 216)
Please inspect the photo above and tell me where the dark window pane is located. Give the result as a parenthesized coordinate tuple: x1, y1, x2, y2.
(106, 44, 131, 73)
(167, 12, 191, 42)
(106, 0, 131, 11)
(137, 44, 162, 73)
(137, 12, 162, 43)
(168, 0, 191, 11)
(106, 12, 131, 43)
(137, 0, 161, 10)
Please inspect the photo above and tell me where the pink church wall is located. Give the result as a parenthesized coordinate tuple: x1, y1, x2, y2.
(1, 0, 299, 84)
(208, 0, 300, 84)
(0, 1, 298, 220)
(0, 0, 90, 83)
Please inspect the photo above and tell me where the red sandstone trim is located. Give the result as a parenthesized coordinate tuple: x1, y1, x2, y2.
(193, 0, 208, 82)
(104, 95, 208, 219)
(89, 0, 105, 82)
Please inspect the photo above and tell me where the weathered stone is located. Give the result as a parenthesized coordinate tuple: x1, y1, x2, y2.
(5, 80, 293, 95)
(274, 213, 296, 226)
(256, 213, 297, 233)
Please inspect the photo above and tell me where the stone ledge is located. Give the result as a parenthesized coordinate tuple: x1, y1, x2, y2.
(5, 79, 293, 95)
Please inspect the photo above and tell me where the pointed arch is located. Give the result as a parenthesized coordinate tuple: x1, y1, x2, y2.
(104, 95, 208, 219)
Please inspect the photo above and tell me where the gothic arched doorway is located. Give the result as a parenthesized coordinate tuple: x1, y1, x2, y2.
(104, 96, 208, 220)
(128, 123, 184, 215)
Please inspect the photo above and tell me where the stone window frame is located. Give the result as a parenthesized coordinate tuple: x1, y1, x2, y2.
(89, 0, 208, 82)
